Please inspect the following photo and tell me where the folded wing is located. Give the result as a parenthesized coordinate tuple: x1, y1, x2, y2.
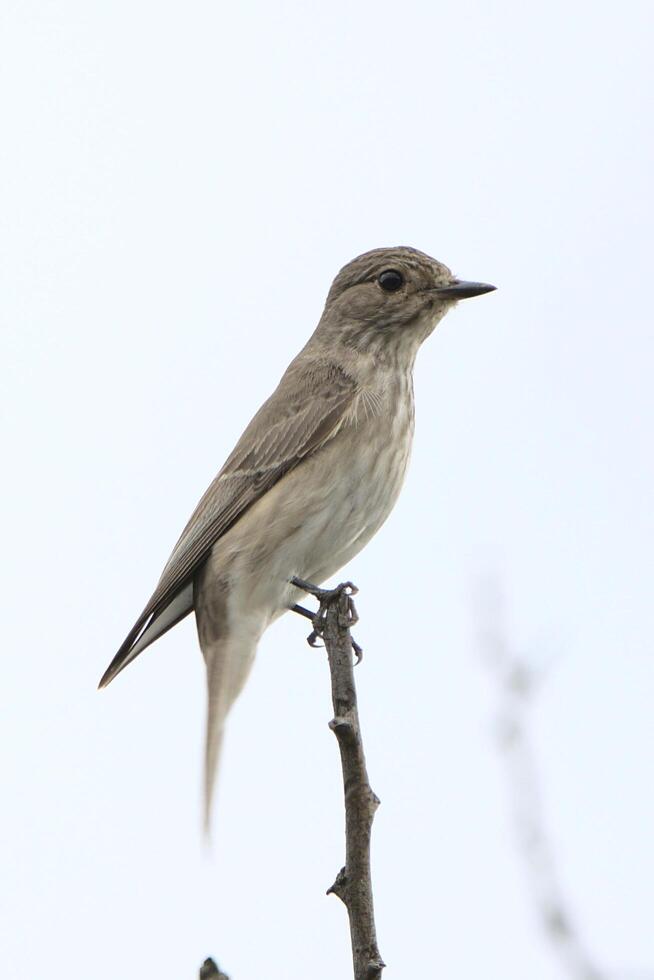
(98, 358, 357, 688)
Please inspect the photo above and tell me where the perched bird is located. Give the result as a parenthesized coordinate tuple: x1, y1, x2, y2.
(99, 246, 495, 825)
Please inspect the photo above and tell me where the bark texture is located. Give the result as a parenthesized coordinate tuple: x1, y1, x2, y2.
(318, 583, 385, 980)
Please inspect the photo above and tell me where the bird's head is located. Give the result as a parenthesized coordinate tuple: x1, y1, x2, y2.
(318, 246, 495, 363)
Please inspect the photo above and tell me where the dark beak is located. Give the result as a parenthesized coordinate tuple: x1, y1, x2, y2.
(435, 279, 497, 299)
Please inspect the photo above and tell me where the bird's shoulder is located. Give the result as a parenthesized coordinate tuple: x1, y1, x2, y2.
(222, 352, 359, 474)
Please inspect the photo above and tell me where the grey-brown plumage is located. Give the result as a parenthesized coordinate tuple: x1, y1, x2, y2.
(99, 246, 495, 826)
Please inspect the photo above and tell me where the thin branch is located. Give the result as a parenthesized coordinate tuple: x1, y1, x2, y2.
(199, 580, 384, 980)
(487, 647, 607, 980)
(199, 957, 229, 980)
(475, 586, 654, 980)
(311, 581, 385, 980)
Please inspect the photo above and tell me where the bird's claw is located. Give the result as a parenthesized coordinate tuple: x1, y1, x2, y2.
(291, 578, 363, 663)
(307, 627, 323, 648)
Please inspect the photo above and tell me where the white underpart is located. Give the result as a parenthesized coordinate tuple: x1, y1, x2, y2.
(194, 367, 415, 827)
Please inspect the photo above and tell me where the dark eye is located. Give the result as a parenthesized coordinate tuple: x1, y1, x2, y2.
(378, 269, 404, 292)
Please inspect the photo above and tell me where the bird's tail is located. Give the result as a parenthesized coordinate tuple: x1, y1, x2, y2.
(203, 631, 258, 833)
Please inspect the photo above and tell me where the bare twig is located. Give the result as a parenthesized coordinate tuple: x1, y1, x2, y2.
(199, 957, 229, 980)
(310, 581, 385, 980)
(475, 586, 654, 980)
(484, 640, 607, 980)
(199, 580, 384, 980)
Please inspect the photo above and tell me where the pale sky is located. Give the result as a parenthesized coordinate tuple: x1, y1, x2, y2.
(2, 1, 653, 978)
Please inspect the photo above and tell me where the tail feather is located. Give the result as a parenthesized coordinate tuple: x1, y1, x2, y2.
(202, 633, 258, 832)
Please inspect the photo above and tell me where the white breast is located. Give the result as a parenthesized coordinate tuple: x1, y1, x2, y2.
(208, 369, 415, 619)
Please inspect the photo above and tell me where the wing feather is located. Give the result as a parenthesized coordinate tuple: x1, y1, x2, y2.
(99, 359, 356, 687)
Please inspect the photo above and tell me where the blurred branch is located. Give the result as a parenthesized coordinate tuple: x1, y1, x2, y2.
(475, 587, 652, 980)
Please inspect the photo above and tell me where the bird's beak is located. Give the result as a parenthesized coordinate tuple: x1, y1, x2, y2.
(434, 279, 497, 299)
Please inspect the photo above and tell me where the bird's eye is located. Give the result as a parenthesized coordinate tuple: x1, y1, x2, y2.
(378, 269, 404, 292)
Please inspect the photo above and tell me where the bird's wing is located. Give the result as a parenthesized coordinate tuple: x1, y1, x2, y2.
(99, 358, 357, 688)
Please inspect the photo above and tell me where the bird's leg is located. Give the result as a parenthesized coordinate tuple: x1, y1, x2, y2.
(291, 603, 314, 621)
(290, 577, 363, 663)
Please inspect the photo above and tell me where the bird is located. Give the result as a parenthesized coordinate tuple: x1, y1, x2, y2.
(99, 246, 495, 826)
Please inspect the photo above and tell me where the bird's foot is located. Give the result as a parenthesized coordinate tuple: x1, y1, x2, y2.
(290, 578, 363, 663)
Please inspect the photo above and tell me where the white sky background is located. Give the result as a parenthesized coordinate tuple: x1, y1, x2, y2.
(1, 0, 653, 977)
